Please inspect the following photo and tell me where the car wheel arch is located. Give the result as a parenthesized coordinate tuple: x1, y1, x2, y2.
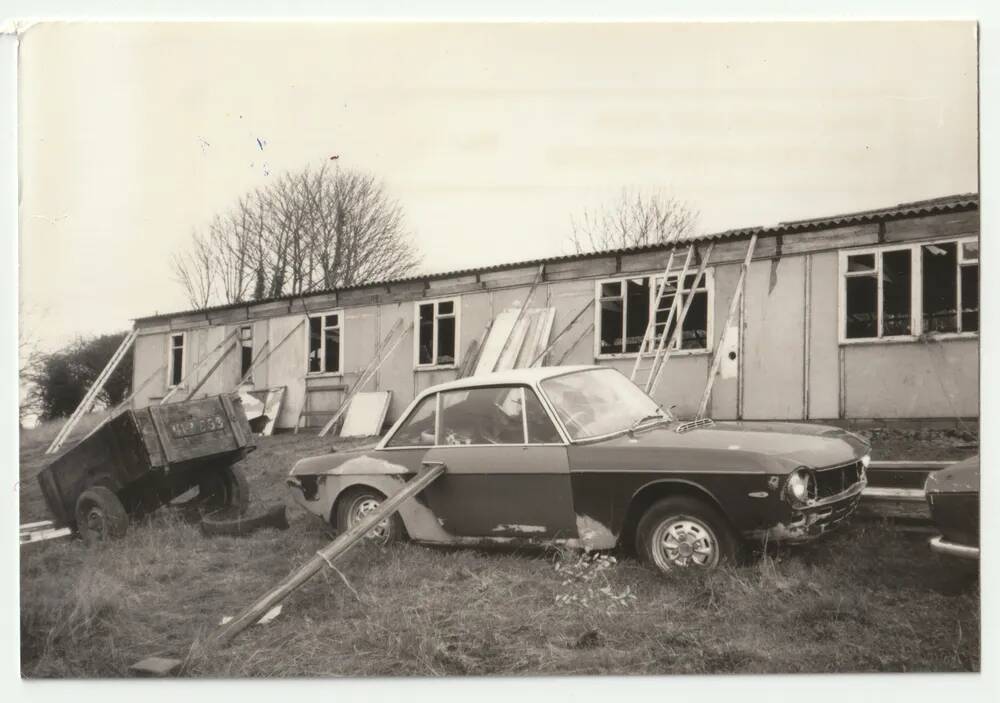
(620, 478, 735, 551)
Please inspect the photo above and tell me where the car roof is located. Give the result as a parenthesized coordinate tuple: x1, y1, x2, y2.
(423, 365, 602, 393)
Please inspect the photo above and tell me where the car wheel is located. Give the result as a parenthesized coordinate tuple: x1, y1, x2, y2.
(335, 487, 404, 544)
(636, 496, 736, 573)
(75, 486, 129, 544)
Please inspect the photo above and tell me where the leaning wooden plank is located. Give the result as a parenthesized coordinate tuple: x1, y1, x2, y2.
(235, 316, 308, 388)
(529, 298, 594, 367)
(474, 309, 519, 375)
(553, 322, 595, 366)
(339, 391, 392, 437)
(20, 526, 72, 545)
(696, 234, 758, 419)
(215, 461, 447, 646)
(183, 338, 238, 401)
(46, 330, 137, 454)
(318, 322, 412, 437)
(75, 364, 165, 447)
(160, 328, 240, 405)
(493, 264, 545, 371)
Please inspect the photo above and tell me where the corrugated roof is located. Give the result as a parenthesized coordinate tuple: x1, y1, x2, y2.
(135, 192, 978, 324)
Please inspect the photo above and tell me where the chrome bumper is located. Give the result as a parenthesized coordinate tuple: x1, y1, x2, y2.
(929, 535, 979, 560)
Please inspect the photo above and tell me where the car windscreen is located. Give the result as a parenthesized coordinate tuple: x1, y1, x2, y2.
(540, 368, 667, 440)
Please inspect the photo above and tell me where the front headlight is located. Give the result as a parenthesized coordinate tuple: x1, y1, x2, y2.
(861, 454, 871, 469)
(784, 468, 816, 506)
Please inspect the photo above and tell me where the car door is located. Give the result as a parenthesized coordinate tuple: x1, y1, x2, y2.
(423, 385, 577, 539)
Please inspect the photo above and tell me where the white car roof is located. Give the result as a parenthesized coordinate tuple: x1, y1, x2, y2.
(421, 365, 601, 393)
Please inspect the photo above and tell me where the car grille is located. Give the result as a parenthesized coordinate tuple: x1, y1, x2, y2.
(815, 460, 863, 499)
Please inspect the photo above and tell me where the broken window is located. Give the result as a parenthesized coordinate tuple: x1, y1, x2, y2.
(239, 325, 253, 382)
(598, 272, 711, 356)
(168, 333, 185, 387)
(922, 240, 979, 334)
(386, 393, 438, 447)
(307, 312, 341, 374)
(440, 387, 525, 445)
(417, 299, 458, 367)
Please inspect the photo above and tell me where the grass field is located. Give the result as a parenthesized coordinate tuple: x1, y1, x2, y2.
(19, 418, 980, 677)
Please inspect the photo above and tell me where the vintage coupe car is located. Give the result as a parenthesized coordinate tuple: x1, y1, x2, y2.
(924, 456, 979, 560)
(288, 366, 870, 572)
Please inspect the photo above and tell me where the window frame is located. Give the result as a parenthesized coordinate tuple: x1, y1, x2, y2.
(377, 383, 569, 449)
(593, 269, 715, 359)
(305, 309, 345, 376)
(838, 236, 979, 345)
(413, 297, 461, 370)
(166, 331, 186, 388)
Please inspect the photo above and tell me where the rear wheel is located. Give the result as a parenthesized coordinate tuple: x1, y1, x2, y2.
(636, 496, 737, 573)
(335, 487, 404, 544)
(75, 487, 129, 544)
(172, 465, 250, 517)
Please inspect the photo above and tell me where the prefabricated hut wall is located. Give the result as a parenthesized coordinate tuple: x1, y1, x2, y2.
(131, 195, 980, 429)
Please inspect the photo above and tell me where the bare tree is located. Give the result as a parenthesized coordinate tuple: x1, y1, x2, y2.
(173, 163, 421, 308)
(569, 189, 699, 253)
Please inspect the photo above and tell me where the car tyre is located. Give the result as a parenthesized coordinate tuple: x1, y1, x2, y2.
(75, 486, 129, 544)
(335, 487, 405, 544)
(636, 495, 737, 573)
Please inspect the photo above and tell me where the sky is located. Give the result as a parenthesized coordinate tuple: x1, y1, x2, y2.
(18, 21, 978, 354)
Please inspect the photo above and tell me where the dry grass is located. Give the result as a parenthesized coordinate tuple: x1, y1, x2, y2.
(19, 420, 980, 678)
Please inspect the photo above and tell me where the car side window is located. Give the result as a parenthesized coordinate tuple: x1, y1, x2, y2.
(385, 393, 438, 447)
(440, 387, 525, 445)
(524, 389, 562, 443)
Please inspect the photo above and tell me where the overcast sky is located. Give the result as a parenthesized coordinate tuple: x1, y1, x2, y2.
(18, 21, 978, 353)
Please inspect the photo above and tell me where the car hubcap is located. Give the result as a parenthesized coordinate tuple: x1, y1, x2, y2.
(651, 518, 718, 570)
(351, 497, 390, 541)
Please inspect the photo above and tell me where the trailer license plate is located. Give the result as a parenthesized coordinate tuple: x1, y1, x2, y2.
(169, 415, 225, 438)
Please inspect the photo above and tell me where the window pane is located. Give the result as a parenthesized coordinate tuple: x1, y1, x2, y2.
(882, 250, 912, 336)
(308, 317, 322, 372)
(324, 326, 340, 373)
(848, 254, 876, 274)
(386, 394, 437, 447)
(171, 342, 184, 386)
(922, 242, 958, 334)
(651, 278, 678, 349)
(600, 281, 622, 299)
(525, 389, 561, 443)
(624, 278, 650, 353)
(845, 276, 878, 338)
(961, 264, 979, 332)
(437, 315, 456, 365)
(438, 300, 454, 316)
(418, 303, 434, 364)
(241, 346, 253, 379)
(680, 291, 708, 349)
(683, 273, 707, 291)
(599, 298, 623, 354)
(961, 240, 979, 262)
(440, 388, 524, 445)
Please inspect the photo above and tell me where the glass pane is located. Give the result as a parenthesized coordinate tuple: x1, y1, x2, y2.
(239, 326, 252, 342)
(599, 299, 623, 354)
(386, 394, 437, 447)
(324, 326, 340, 373)
(325, 313, 339, 328)
(541, 368, 663, 441)
(683, 273, 706, 291)
(881, 250, 912, 336)
(961, 264, 978, 332)
(847, 254, 876, 274)
(418, 303, 434, 365)
(600, 281, 622, 299)
(922, 242, 958, 334)
(845, 276, 878, 338)
(961, 240, 979, 262)
(680, 291, 708, 349)
(241, 345, 253, 379)
(308, 317, 322, 372)
(624, 278, 650, 353)
(437, 315, 456, 365)
(440, 387, 524, 445)
(525, 389, 561, 443)
(171, 346, 183, 386)
(437, 300, 454, 316)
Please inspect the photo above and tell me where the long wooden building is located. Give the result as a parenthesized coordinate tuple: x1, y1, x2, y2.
(130, 193, 980, 430)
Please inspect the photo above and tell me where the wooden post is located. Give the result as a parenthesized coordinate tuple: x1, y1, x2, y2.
(318, 321, 412, 437)
(529, 298, 595, 368)
(492, 264, 545, 374)
(697, 234, 758, 419)
(160, 329, 239, 405)
(47, 330, 137, 454)
(647, 243, 715, 397)
(215, 461, 447, 646)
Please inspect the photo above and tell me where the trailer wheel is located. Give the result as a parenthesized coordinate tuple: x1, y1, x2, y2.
(193, 465, 251, 516)
(75, 487, 129, 544)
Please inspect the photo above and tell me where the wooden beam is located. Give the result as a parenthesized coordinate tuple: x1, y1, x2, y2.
(76, 363, 166, 445)
(184, 338, 238, 401)
(215, 461, 446, 646)
(491, 264, 545, 374)
(160, 328, 239, 405)
(529, 298, 594, 367)
(234, 317, 307, 390)
(697, 235, 758, 419)
(552, 322, 594, 366)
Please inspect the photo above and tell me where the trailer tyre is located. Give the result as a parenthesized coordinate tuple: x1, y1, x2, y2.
(196, 465, 251, 516)
(75, 487, 129, 544)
